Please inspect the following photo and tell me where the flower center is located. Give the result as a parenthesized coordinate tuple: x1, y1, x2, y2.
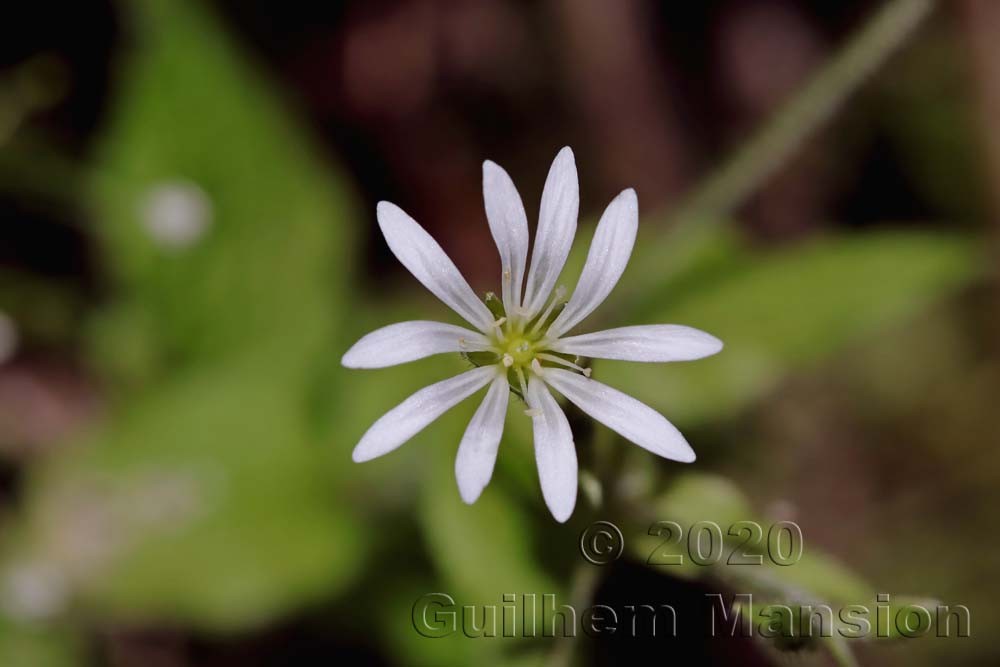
(501, 334, 538, 369)
(464, 289, 590, 397)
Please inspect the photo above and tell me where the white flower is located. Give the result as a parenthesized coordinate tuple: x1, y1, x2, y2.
(343, 147, 722, 522)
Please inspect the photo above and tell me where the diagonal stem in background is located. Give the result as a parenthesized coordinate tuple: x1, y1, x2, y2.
(629, 0, 937, 296)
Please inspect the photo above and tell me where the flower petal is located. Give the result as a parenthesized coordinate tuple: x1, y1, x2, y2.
(546, 189, 637, 339)
(352, 366, 496, 463)
(455, 374, 510, 503)
(542, 368, 695, 463)
(483, 160, 529, 314)
(342, 321, 492, 369)
(377, 201, 495, 332)
(522, 147, 579, 318)
(526, 374, 577, 522)
(551, 325, 723, 363)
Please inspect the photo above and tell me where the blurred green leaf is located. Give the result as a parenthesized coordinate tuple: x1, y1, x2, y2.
(865, 596, 941, 640)
(653, 472, 755, 528)
(825, 635, 861, 667)
(340, 407, 560, 667)
(0, 620, 78, 667)
(381, 582, 508, 667)
(3, 0, 371, 632)
(632, 472, 871, 600)
(599, 230, 979, 424)
(12, 358, 364, 632)
(419, 438, 558, 607)
(88, 0, 354, 378)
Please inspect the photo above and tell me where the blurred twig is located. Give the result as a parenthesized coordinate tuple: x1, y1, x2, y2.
(0, 54, 69, 148)
(630, 0, 936, 293)
(675, 0, 934, 225)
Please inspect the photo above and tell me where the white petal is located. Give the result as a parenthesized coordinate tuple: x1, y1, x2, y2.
(522, 147, 579, 318)
(526, 375, 577, 522)
(352, 366, 496, 463)
(551, 325, 723, 363)
(377, 201, 495, 332)
(542, 368, 695, 463)
(342, 321, 492, 369)
(483, 160, 529, 314)
(546, 189, 637, 339)
(455, 374, 510, 503)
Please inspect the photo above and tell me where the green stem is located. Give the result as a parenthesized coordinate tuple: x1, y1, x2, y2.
(631, 0, 936, 291)
(545, 563, 601, 667)
(678, 0, 935, 223)
(544, 424, 615, 667)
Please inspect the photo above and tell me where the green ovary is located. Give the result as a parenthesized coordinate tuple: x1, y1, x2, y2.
(502, 335, 538, 368)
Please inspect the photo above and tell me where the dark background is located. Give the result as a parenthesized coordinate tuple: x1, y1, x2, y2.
(0, 1, 997, 665)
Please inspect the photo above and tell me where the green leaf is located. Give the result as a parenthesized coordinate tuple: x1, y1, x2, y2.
(418, 439, 558, 608)
(380, 581, 505, 667)
(11, 359, 365, 632)
(631, 473, 872, 600)
(0, 619, 79, 667)
(599, 230, 979, 424)
(3, 0, 370, 631)
(88, 0, 354, 377)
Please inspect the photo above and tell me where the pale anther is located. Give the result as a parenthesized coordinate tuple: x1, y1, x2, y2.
(491, 316, 508, 344)
(515, 366, 529, 398)
(537, 353, 591, 376)
(529, 285, 567, 336)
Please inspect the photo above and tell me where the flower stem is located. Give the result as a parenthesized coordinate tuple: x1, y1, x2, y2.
(545, 563, 601, 667)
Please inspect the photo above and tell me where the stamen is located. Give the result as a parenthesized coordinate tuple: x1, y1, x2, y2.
(536, 353, 592, 377)
(524, 408, 542, 417)
(529, 285, 567, 336)
(530, 358, 544, 376)
(511, 306, 529, 335)
(492, 316, 508, 343)
(458, 337, 499, 354)
(501, 267, 512, 317)
(502, 353, 514, 367)
(515, 366, 529, 398)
